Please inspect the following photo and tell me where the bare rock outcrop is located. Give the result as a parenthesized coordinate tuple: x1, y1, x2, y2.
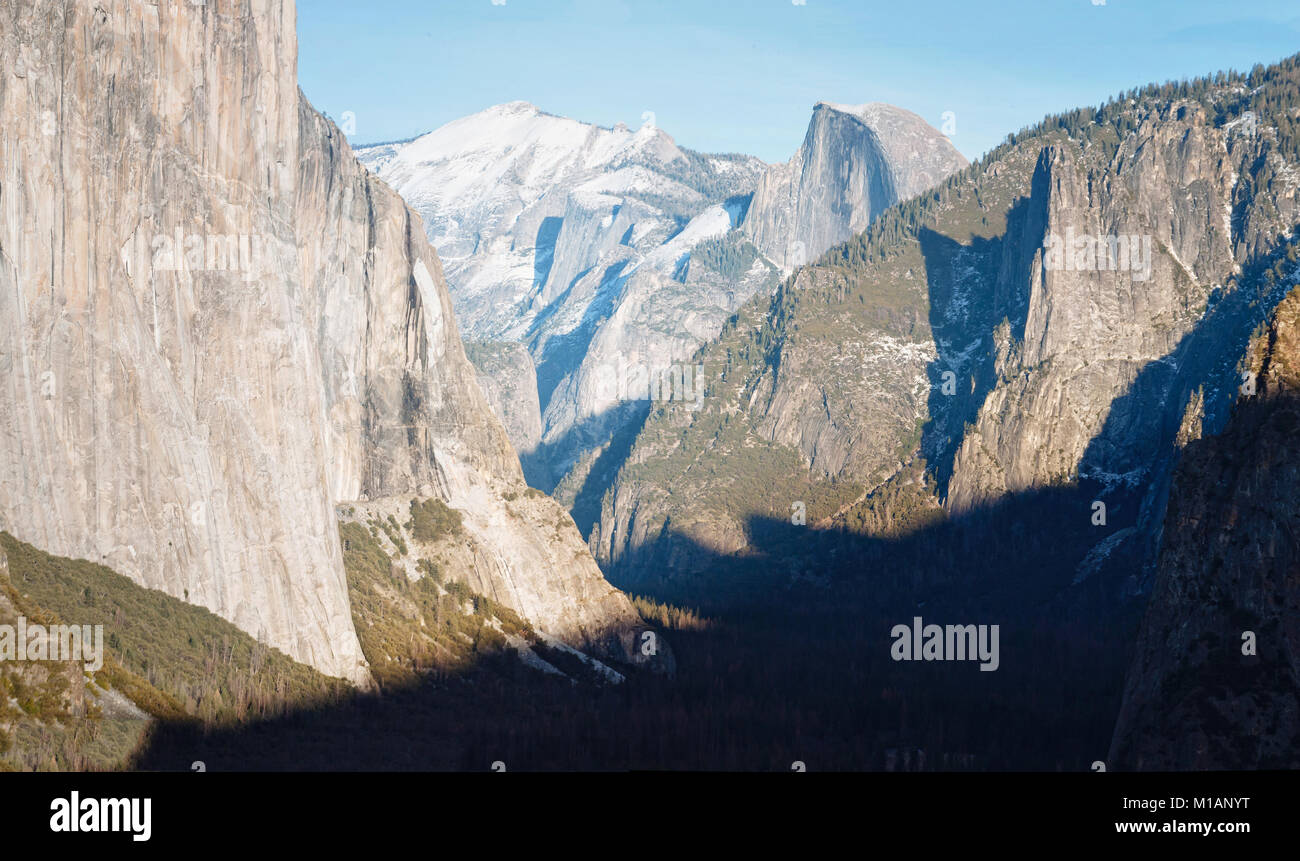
(744, 102, 967, 270)
(0, 0, 647, 684)
(464, 341, 544, 460)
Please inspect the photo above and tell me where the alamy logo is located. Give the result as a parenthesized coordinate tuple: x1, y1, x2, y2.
(151, 228, 266, 279)
(0, 616, 104, 672)
(591, 360, 705, 410)
(890, 616, 1000, 671)
(49, 792, 151, 842)
(119, 226, 268, 281)
(1042, 228, 1152, 282)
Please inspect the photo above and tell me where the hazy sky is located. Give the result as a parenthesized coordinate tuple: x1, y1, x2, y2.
(297, 0, 1300, 163)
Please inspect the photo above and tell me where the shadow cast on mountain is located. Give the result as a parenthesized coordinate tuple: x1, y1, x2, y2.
(127, 477, 1146, 772)
(601, 480, 1162, 768)
(1073, 229, 1300, 589)
(532, 217, 563, 290)
(130, 219, 1298, 775)
(918, 163, 1297, 591)
(529, 259, 632, 416)
(520, 398, 649, 499)
(919, 187, 1042, 500)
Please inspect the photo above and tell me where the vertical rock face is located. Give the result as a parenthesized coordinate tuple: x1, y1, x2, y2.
(945, 113, 1244, 511)
(294, 99, 524, 501)
(1110, 285, 1300, 769)
(0, 0, 647, 683)
(937, 100, 1299, 597)
(463, 342, 544, 461)
(0, 0, 367, 683)
(743, 102, 968, 270)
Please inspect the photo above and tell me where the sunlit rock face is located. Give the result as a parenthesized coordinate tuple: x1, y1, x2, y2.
(0, 0, 649, 684)
(744, 101, 969, 270)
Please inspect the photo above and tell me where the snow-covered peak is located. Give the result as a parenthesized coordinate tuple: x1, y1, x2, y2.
(487, 99, 542, 115)
(354, 102, 700, 246)
(352, 101, 769, 388)
(367, 102, 681, 183)
(348, 103, 774, 492)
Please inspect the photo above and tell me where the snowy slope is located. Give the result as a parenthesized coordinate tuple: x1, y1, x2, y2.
(356, 102, 762, 340)
(356, 99, 960, 515)
(356, 103, 773, 494)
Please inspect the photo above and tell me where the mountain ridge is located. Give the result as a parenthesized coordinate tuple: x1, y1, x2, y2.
(594, 55, 1300, 600)
(356, 97, 965, 501)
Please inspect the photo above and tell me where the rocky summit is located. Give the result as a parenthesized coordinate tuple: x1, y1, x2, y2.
(744, 101, 969, 271)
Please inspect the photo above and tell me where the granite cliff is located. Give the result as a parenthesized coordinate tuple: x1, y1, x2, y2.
(744, 101, 968, 271)
(0, 0, 650, 685)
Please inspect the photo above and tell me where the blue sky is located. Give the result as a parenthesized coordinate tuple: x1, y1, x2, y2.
(297, 0, 1300, 163)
